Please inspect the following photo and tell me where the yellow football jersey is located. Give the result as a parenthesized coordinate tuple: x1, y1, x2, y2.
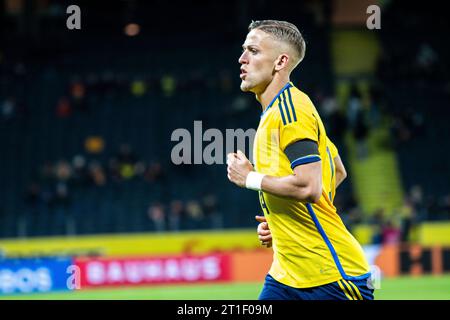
(253, 82, 370, 288)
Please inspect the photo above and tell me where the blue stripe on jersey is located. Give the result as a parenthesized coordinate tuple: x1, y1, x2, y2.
(261, 82, 293, 118)
(306, 203, 371, 281)
(326, 146, 335, 201)
(278, 100, 287, 125)
(285, 89, 297, 122)
(290, 155, 321, 169)
(281, 95, 292, 123)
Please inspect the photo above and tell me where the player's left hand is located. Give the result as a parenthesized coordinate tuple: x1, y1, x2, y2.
(227, 150, 254, 188)
(256, 215, 272, 248)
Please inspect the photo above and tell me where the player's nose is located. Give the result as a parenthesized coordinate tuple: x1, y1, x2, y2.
(238, 51, 248, 65)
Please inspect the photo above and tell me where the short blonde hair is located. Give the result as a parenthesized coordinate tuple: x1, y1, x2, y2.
(248, 20, 306, 66)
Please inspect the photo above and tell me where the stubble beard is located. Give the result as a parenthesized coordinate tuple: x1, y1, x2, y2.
(240, 79, 252, 92)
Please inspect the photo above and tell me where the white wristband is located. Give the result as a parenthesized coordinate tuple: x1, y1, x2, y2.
(245, 171, 265, 191)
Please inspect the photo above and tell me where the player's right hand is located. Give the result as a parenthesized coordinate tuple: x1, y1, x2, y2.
(255, 215, 272, 248)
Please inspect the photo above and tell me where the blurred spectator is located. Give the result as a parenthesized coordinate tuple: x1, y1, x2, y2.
(53, 161, 73, 215)
(353, 109, 369, 159)
(88, 161, 107, 187)
(117, 143, 137, 164)
(72, 155, 89, 187)
(231, 95, 251, 114)
(202, 194, 223, 229)
(161, 74, 176, 97)
(440, 194, 450, 219)
(370, 208, 385, 245)
(426, 195, 441, 221)
(390, 108, 425, 147)
(148, 202, 166, 232)
(115, 143, 138, 180)
(144, 161, 164, 183)
(319, 94, 339, 136)
(168, 200, 185, 231)
(185, 200, 203, 229)
(382, 218, 401, 245)
(108, 158, 121, 182)
(1, 97, 16, 121)
(368, 83, 383, 128)
(55, 160, 72, 182)
(56, 97, 72, 118)
(25, 182, 41, 210)
(390, 112, 411, 145)
(70, 81, 89, 112)
(347, 85, 362, 130)
(119, 163, 135, 180)
(399, 197, 416, 243)
(134, 161, 147, 177)
(219, 70, 233, 94)
(409, 185, 427, 220)
(130, 79, 147, 97)
(71, 81, 86, 100)
(415, 42, 438, 76)
(346, 84, 368, 158)
(54, 181, 71, 209)
(341, 205, 363, 234)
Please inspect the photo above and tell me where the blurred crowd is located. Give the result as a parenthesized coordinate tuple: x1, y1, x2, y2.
(2, 1, 449, 241)
(23, 142, 223, 233)
(340, 185, 450, 245)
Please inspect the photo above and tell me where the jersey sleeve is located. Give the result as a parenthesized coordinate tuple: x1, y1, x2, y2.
(279, 108, 321, 167)
(326, 137, 339, 159)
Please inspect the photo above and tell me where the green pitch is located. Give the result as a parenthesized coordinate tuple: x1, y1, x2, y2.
(1, 275, 450, 300)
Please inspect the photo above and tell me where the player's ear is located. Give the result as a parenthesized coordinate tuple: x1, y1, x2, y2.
(274, 54, 289, 71)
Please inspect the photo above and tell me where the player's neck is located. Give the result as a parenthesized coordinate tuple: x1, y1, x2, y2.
(256, 77, 290, 112)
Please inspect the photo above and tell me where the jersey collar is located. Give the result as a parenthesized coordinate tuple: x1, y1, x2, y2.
(260, 82, 293, 118)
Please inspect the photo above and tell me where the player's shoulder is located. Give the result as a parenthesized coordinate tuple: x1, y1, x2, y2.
(274, 84, 316, 126)
(288, 85, 316, 112)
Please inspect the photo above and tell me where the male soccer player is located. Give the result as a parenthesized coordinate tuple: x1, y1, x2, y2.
(226, 20, 373, 300)
(257, 136, 346, 248)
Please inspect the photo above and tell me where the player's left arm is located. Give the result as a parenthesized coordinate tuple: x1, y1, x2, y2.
(334, 153, 347, 188)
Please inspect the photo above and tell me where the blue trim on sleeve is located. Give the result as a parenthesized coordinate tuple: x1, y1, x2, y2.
(326, 147, 335, 180)
(290, 155, 321, 169)
(326, 146, 335, 201)
(261, 82, 293, 118)
(306, 203, 371, 281)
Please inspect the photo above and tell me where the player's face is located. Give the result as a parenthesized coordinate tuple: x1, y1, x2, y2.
(239, 29, 279, 94)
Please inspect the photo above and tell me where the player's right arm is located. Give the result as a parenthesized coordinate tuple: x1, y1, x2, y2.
(227, 99, 323, 203)
(260, 160, 322, 203)
(227, 150, 322, 203)
(258, 103, 324, 203)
